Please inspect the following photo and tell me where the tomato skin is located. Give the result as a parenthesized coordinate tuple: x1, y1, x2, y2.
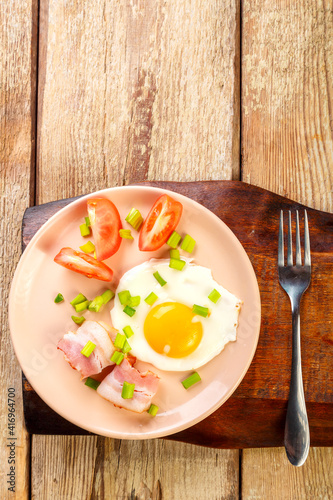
(87, 198, 122, 261)
(138, 194, 183, 251)
(54, 247, 114, 281)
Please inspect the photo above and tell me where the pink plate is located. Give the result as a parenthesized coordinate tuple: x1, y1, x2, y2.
(9, 185, 261, 439)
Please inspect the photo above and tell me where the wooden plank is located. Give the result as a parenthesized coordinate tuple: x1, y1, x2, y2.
(21, 182, 333, 447)
(36, 0, 240, 204)
(0, 0, 37, 498)
(31, 436, 239, 500)
(242, 447, 333, 500)
(242, 0, 333, 496)
(32, 0, 241, 498)
(242, 0, 333, 212)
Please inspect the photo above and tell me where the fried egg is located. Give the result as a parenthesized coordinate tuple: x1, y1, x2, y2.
(110, 259, 242, 371)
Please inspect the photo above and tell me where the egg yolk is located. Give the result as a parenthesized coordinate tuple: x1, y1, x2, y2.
(144, 302, 203, 358)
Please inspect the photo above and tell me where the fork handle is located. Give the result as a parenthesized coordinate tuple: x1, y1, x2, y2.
(284, 299, 310, 466)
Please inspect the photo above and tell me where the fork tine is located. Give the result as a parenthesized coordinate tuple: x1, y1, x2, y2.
(287, 211, 293, 266)
(304, 210, 311, 266)
(296, 211, 302, 266)
(278, 210, 284, 266)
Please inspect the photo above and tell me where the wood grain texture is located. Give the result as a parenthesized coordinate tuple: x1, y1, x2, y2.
(242, 447, 333, 500)
(31, 436, 239, 500)
(37, 0, 240, 203)
(242, 0, 333, 496)
(32, 1, 241, 497)
(242, 0, 333, 212)
(0, 0, 37, 498)
(21, 182, 333, 448)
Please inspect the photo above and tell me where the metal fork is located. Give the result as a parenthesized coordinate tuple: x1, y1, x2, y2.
(278, 210, 311, 466)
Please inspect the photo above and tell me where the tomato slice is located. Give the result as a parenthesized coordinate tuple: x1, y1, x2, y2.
(54, 247, 114, 281)
(138, 194, 183, 251)
(87, 198, 122, 261)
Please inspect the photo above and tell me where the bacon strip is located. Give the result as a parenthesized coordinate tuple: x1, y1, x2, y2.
(57, 320, 116, 378)
(97, 358, 160, 413)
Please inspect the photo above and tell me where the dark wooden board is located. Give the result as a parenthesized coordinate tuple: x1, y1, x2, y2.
(21, 181, 333, 447)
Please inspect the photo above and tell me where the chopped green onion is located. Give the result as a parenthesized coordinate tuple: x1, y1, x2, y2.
(129, 295, 140, 307)
(114, 334, 131, 353)
(122, 339, 131, 354)
(85, 377, 100, 390)
(169, 258, 186, 271)
(123, 305, 136, 317)
(70, 293, 87, 306)
(81, 340, 96, 357)
(114, 333, 126, 349)
(80, 223, 90, 237)
(88, 295, 104, 312)
(118, 290, 131, 305)
(181, 372, 201, 389)
(167, 231, 181, 248)
(208, 289, 221, 304)
(145, 292, 158, 306)
(148, 404, 159, 416)
(170, 249, 180, 260)
(101, 289, 115, 304)
(192, 304, 209, 317)
(74, 300, 90, 313)
(79, 241, 95, 253)
(125, 208, 143, 231)
(181, 234, 196, 253)
(123, 326, 134, 338)
(153, 271, 167, 287)
(54, 293, 64, 303)
(85, 216, 91, 227)
(111, 351, 124, 365)
(71, 315, 85, 325)
(119, 229, 134, 240)
(121, 381, 135, 399)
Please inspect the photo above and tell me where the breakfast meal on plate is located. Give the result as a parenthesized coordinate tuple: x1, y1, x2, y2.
(55, 193, 242, 416)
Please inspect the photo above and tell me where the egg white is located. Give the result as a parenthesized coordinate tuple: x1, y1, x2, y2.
(110, 258, 242, 371)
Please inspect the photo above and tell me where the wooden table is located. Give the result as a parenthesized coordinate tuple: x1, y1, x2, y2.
(1, 1, 332, 498)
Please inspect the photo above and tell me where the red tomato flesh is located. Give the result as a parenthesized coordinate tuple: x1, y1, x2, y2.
(138, 194, 183, 251)
(54, 247, 114, 281)
(87, 198, 122, 261)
